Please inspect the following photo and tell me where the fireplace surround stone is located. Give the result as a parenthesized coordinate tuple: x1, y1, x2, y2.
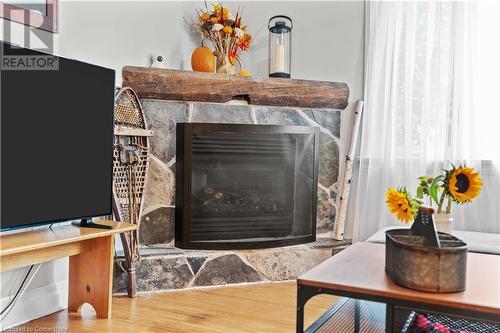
(139, 100, 341, 236)
(113, 99, 347, 293)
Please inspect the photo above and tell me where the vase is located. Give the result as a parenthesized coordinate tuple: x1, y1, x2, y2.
(434, 213, 453, 234)
(214, 51, 236, 75)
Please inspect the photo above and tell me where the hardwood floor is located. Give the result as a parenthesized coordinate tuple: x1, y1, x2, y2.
(12, 282, 338, 333)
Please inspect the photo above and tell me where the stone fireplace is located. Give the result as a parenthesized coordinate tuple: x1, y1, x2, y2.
(176, 123, 319, 249)
(113, 67, 350, 294)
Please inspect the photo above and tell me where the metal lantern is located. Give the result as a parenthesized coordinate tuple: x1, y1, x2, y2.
(268, 15, 292, 78)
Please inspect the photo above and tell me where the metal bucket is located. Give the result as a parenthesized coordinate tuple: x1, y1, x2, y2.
(385, 229, 467, 292)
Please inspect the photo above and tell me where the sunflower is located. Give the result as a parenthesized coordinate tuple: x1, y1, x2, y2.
(385, 187, 420, 223)
(446, 166, 482, 203)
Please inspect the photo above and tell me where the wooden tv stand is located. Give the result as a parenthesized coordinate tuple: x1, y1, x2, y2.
(0, 220, 137, 319)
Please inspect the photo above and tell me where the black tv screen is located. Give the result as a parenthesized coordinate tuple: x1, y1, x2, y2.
(1, 42, 115, 230)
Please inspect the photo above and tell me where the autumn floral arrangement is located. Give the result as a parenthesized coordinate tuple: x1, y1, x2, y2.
(385, 164, 482, 230)
(189, 3, 252, 75)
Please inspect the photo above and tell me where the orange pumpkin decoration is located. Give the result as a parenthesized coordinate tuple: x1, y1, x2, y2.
(191, 46, 216, 73)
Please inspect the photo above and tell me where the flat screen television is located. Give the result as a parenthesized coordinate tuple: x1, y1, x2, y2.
(1, 42, 115, 230)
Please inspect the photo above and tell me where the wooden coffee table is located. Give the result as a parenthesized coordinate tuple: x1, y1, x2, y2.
(297, 242, 500, 333)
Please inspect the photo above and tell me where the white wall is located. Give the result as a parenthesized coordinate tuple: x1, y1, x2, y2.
(0, 1, 364, 328)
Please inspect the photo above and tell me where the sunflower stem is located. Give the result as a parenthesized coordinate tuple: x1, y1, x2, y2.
(445, 197, 452, 214)
(437, 191, 446, 214)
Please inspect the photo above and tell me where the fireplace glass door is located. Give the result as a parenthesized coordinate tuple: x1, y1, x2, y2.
(176, 123, 319, 249)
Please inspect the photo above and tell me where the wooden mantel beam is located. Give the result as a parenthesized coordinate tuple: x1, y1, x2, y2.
(122, 67, 349, 110)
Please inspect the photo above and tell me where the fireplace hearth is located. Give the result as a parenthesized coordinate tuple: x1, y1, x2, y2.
(176, 123, 319, 249)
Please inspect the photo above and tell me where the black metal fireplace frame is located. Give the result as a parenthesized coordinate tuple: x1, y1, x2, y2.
(175, 123, 320, 250)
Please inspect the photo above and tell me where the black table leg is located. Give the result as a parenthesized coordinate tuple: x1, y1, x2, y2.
(297, 284, 323, 333)
(354, 299, 361, 333)
(386, 303, 394, 333)
(297, 284, 306, 333)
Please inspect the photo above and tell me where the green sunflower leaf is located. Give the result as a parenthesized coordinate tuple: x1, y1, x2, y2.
(429, 181, 439, 205)
(416, 186, 424, 199)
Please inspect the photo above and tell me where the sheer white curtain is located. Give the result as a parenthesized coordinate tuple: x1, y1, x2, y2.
(352, 1, 500, 241)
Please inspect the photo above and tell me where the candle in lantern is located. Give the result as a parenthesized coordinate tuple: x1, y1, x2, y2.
(273, 42, 285, 73)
